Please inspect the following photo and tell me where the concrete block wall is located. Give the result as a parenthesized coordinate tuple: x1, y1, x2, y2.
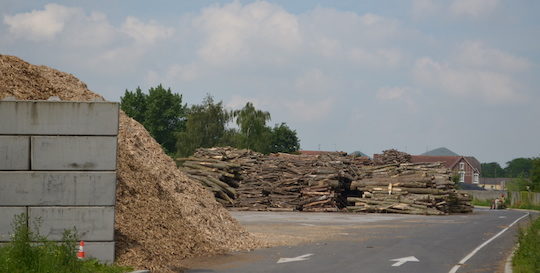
(0, 100, 118, 263)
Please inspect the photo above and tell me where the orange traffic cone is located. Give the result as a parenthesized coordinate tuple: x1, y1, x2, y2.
(77, 241, 85, 259)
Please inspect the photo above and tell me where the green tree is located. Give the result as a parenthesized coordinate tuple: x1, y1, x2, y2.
(506, 176, 532, 192)
(269, 123, 300, 153)
(144, 85, 187, 154)
(120, 85, 186, 154)
(481, 162, 505, 178)
(504, 158, 534, 178)
(530, 158, 540, 192)
(120, 87, 147, 123)
(176, 95, 232, 156)
(233, 102, 272, 153)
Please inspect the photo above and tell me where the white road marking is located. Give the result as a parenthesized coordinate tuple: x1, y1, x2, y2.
(448, 212, 529, 273)
(300, 223, 316, 226)
(277, 253, 314, 264)
(390, 256, 419, 266)
(499, 216, 507, 218)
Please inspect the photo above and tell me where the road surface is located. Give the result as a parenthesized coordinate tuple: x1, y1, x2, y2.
(186, 208, 535, 273)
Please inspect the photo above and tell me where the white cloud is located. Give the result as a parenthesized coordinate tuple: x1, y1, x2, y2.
(194, 1, 301, 65)
(121, 17, 174, 44)
(376, 87, 407, 100)
(294, 69, 333, 94)
(285, 98, 335, 122)
(348, 48, 402, 68)
(413, 57, 522, 103)
(376, 86, 417, 111)
(450, 0, 500, 17)
(412, 0, 441, 17)
(411, 0, 500, 19)
(3, 4, 78, 40)
(413, 42, 530, 104)
(62, 11, 116, 47)
(146, 63, 202, 86)
(226, 95, 266, 110)
(3, 4, 117, 47)
(455, 41, 531, 71)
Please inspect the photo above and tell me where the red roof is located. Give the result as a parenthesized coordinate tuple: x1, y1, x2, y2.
(410, 155, 481, 172)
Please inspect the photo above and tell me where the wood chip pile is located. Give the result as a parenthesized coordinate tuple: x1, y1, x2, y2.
(0, 55, 259, 273)
(183, 147, 473, 215)
(373, 149, 412, 165)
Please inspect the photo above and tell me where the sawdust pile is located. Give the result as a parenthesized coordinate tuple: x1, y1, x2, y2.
(0, 55, 259, 272)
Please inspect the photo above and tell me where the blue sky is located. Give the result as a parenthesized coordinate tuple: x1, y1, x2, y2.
(1, 0, 539, 165)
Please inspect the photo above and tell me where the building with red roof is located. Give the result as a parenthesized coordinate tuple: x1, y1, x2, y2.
(410, 155, 481, 184)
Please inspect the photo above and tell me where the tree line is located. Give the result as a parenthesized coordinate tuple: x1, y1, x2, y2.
(120, 85, 300, 157)
(481, 158, 540, 192)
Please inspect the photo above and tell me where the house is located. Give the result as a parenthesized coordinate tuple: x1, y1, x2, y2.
(410, 155, 481, 184)
(480, 177, 511, 190)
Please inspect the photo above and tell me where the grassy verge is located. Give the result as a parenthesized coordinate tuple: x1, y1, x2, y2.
(0, 214, 132, 273)
(471, 198, 492, 207)
(513, 215, 540, 273)
(508, 202, 540, 211)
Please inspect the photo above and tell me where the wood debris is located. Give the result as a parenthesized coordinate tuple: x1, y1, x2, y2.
(184, 147, 473, 215)
(373, 149, 412, 165)
(347, 163, 472, 215)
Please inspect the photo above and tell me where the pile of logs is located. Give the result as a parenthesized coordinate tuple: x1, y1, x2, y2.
(233, 153, 313, 211)
(177, 156, 242, 205)
(178, 147, 473, 215)
(373, 149, 412, 165)
(346, 163, 473, 215)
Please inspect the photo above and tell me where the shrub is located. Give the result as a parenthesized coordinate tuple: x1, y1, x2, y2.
(0, 213, 131, 273)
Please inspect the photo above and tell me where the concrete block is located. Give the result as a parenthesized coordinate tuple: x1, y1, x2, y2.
(31, 136, 117, 170)
(0, 136, 29, 170)
(29, 207, 114, 241)
(0, 101, 119, 135)
(0, 207, 26, 241)
(0, 171, 116, 206)
(0, 241, 115, 263)
(85, 242, 115, 263)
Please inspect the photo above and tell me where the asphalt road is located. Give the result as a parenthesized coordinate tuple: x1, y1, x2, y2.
(186, 208, 536, 273)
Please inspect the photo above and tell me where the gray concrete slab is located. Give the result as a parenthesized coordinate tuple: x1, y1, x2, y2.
(0, 101, 119, 135)
(0, 171, 116, 206)
(31, 136, 117, 170)
(0, 207, 26, 241)
(84, 241, 115, 263)
(0, 136, 29, 170)
(28, 206, 114, 241)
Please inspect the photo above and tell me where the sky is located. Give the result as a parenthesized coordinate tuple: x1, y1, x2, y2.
(1, 0, 539, 165)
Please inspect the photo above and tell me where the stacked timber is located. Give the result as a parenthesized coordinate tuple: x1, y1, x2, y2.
(177, 157, 242, 205)
(179, 147, 473, 215)
(346, 163, 473, 215)
(234, 153, 316, 211)
(300, 153, 364, 211)
(373, 149, 412, 165)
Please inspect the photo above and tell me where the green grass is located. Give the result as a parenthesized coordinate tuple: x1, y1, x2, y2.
(509, 203, 540, 211)
(0, 214, 132, 273)
(513, 215, 540, 273)
(471, 198, 492, 207)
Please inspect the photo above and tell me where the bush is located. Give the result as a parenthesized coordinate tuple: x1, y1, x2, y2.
(0, 214, 131, 273)
(513, 215, 540, 273)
